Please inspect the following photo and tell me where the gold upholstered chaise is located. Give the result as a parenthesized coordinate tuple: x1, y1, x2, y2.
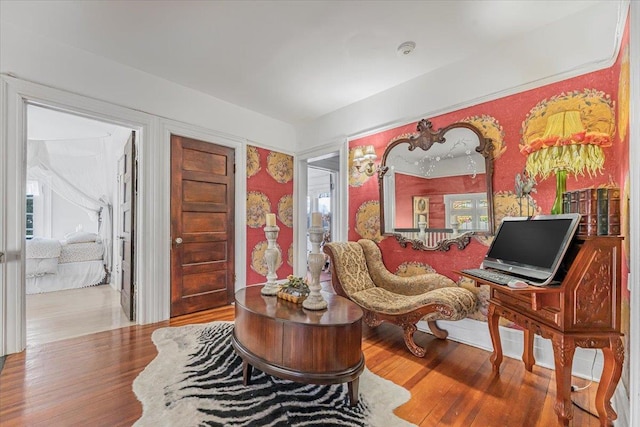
(324, 239, 477, 357)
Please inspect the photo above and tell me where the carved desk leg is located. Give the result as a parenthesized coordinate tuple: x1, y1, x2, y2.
(488, 304, 503, 372)
(594, 336, 623, 425)
(522, 329, 535, 372)
(551, 334, 576, 426)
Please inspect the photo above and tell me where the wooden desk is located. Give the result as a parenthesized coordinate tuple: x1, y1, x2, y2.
(460, 236, 624, 426)
(232, 285, 365, 406)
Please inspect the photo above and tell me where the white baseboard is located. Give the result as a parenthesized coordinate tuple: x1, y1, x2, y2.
(418, 318, 632, 424)
(612, 381, 629, 427)
(417, 318, 603, 380)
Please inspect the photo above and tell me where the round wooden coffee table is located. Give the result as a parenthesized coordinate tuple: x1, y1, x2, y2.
(232, 285, 364, 406)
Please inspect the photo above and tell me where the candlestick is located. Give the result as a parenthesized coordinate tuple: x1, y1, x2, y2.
(311, 211, 322, 227)
(261, 224, 281, 296)
(265, 212, 276, 227)
(302, 224, 327, 310)
(418, 220, 427, 241)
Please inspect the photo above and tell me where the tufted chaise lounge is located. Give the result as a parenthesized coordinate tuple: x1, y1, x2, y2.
(323, 239, 477, 357)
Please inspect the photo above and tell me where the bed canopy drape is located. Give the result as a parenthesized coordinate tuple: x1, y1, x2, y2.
(27, 138, 113, 272)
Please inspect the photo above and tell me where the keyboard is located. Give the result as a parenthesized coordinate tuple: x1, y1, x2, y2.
(461, 268, 522, 286)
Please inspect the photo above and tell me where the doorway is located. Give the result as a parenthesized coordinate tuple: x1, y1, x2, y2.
(307, 152, 340, 279)
(25, 104, 136, 345)
(1, 77, 248, 357)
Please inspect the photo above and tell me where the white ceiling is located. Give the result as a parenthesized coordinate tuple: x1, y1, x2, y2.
(2, 1, 607, 125)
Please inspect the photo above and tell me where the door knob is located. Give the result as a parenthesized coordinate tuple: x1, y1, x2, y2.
(174, 237, 183, 246)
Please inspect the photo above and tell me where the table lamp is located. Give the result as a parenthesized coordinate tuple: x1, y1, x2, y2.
(520, 110, 611, 214)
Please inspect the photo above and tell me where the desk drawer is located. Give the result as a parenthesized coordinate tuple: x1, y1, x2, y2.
(491, 288, 561, 328)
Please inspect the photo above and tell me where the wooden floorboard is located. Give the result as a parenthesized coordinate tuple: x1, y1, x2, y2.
(26, 285, 135, 346)
(0, 297, 602, 426)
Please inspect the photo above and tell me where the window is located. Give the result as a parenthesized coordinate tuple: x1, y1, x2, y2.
(26, 194, 34, 239)
(444, 192, 489, 232)
(307, 192, 331, 228)
(26, 180, 40, 239)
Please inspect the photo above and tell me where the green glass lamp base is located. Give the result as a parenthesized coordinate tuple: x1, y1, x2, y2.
(551, 169, 567, 215)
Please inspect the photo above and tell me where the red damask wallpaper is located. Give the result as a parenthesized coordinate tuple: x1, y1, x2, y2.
(348, 19, 630, 329)
(245, 146, 294, 285)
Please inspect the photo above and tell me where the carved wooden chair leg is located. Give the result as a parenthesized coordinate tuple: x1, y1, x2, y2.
(428, 320, 448, 339)
(403, 323, 426, 358)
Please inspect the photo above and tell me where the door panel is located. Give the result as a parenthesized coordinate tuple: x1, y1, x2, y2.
(170, 135, 235, 316)
(181, 241, 227, 264)
(119, 132, 136, 321)
(183, 181, 227, 204)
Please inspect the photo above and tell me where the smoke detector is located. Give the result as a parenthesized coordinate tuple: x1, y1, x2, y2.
(397, 41, 416, 56)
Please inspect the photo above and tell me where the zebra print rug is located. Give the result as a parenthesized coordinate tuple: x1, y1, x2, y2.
(133, 321, 415, 427)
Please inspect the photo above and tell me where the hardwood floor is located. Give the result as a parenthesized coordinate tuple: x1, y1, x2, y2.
(1, 288, 601, 426)
(26, 285, 134, 346)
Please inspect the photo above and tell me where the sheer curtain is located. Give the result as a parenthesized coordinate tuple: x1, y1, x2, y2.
(27, 138, 113, 272)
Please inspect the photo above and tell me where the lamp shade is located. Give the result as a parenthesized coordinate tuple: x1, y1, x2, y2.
(519, 91, 616, 214)
(363, 145, 376, 160)
(521, 110, 611, 180)
(519, 90, 615, 181)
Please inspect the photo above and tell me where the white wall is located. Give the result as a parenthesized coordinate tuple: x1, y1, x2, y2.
(0, 23, 296, 151)
(295, 1, 625, 146)
(50, 192, 98, 239)
(1, 5, 635, 422)
(295, 1, 636, 422)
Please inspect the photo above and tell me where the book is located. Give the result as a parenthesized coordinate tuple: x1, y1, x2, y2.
(608, 189, 621, 235)
(570, 191, 579, 216)
(578, 188, 598, 236)
(597, 188, 609, 235)
(563, 187, 619, 236)
(562, 190, 579, 213)
(562, 191, 571, 214)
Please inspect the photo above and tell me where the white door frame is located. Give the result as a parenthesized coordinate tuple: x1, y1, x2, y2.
(0, 76, 151, 355)
(294, 139, 348, 277)
(628, 2, 640, 424)
(0, 75, 248, 356)
(159, 118, 247, 294)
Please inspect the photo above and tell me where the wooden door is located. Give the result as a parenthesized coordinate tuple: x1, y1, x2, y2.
(170, 135, 235, 316)
(119, 132, 136, 320)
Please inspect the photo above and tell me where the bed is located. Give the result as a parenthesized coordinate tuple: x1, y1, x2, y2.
(26, 233, 109, 295)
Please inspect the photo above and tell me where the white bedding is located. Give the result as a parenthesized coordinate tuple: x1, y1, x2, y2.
(25, 237, 108, 294)
(26, 260, 106, 295)
(26, 257, 59, 277)
(59, 241, 104, 263)
(26, 237, 61, 259)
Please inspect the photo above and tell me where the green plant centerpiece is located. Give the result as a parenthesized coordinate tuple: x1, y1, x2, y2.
(277, 275, 310, 304)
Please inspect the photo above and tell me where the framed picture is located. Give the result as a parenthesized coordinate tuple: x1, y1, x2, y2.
(412, 196, 429, 227)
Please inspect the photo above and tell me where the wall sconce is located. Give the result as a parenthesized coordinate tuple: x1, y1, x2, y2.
(353, 145, 377, 176)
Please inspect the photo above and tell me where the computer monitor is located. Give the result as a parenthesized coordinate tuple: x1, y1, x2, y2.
(481, 213, 581, 286)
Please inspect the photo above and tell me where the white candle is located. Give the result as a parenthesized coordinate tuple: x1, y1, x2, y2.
(419, 214, 426, 223)
(266, 213, 276, 227)
(311, 212, 322, 227)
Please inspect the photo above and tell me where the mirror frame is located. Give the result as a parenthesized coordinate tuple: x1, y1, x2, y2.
(378, 119, 495, 251)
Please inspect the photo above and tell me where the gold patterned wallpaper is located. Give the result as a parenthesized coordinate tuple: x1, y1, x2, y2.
(346, 38, 629, 329)
(246, 145, 294, 284)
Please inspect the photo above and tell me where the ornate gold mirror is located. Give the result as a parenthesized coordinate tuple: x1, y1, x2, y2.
(378, 119, 495, 251)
